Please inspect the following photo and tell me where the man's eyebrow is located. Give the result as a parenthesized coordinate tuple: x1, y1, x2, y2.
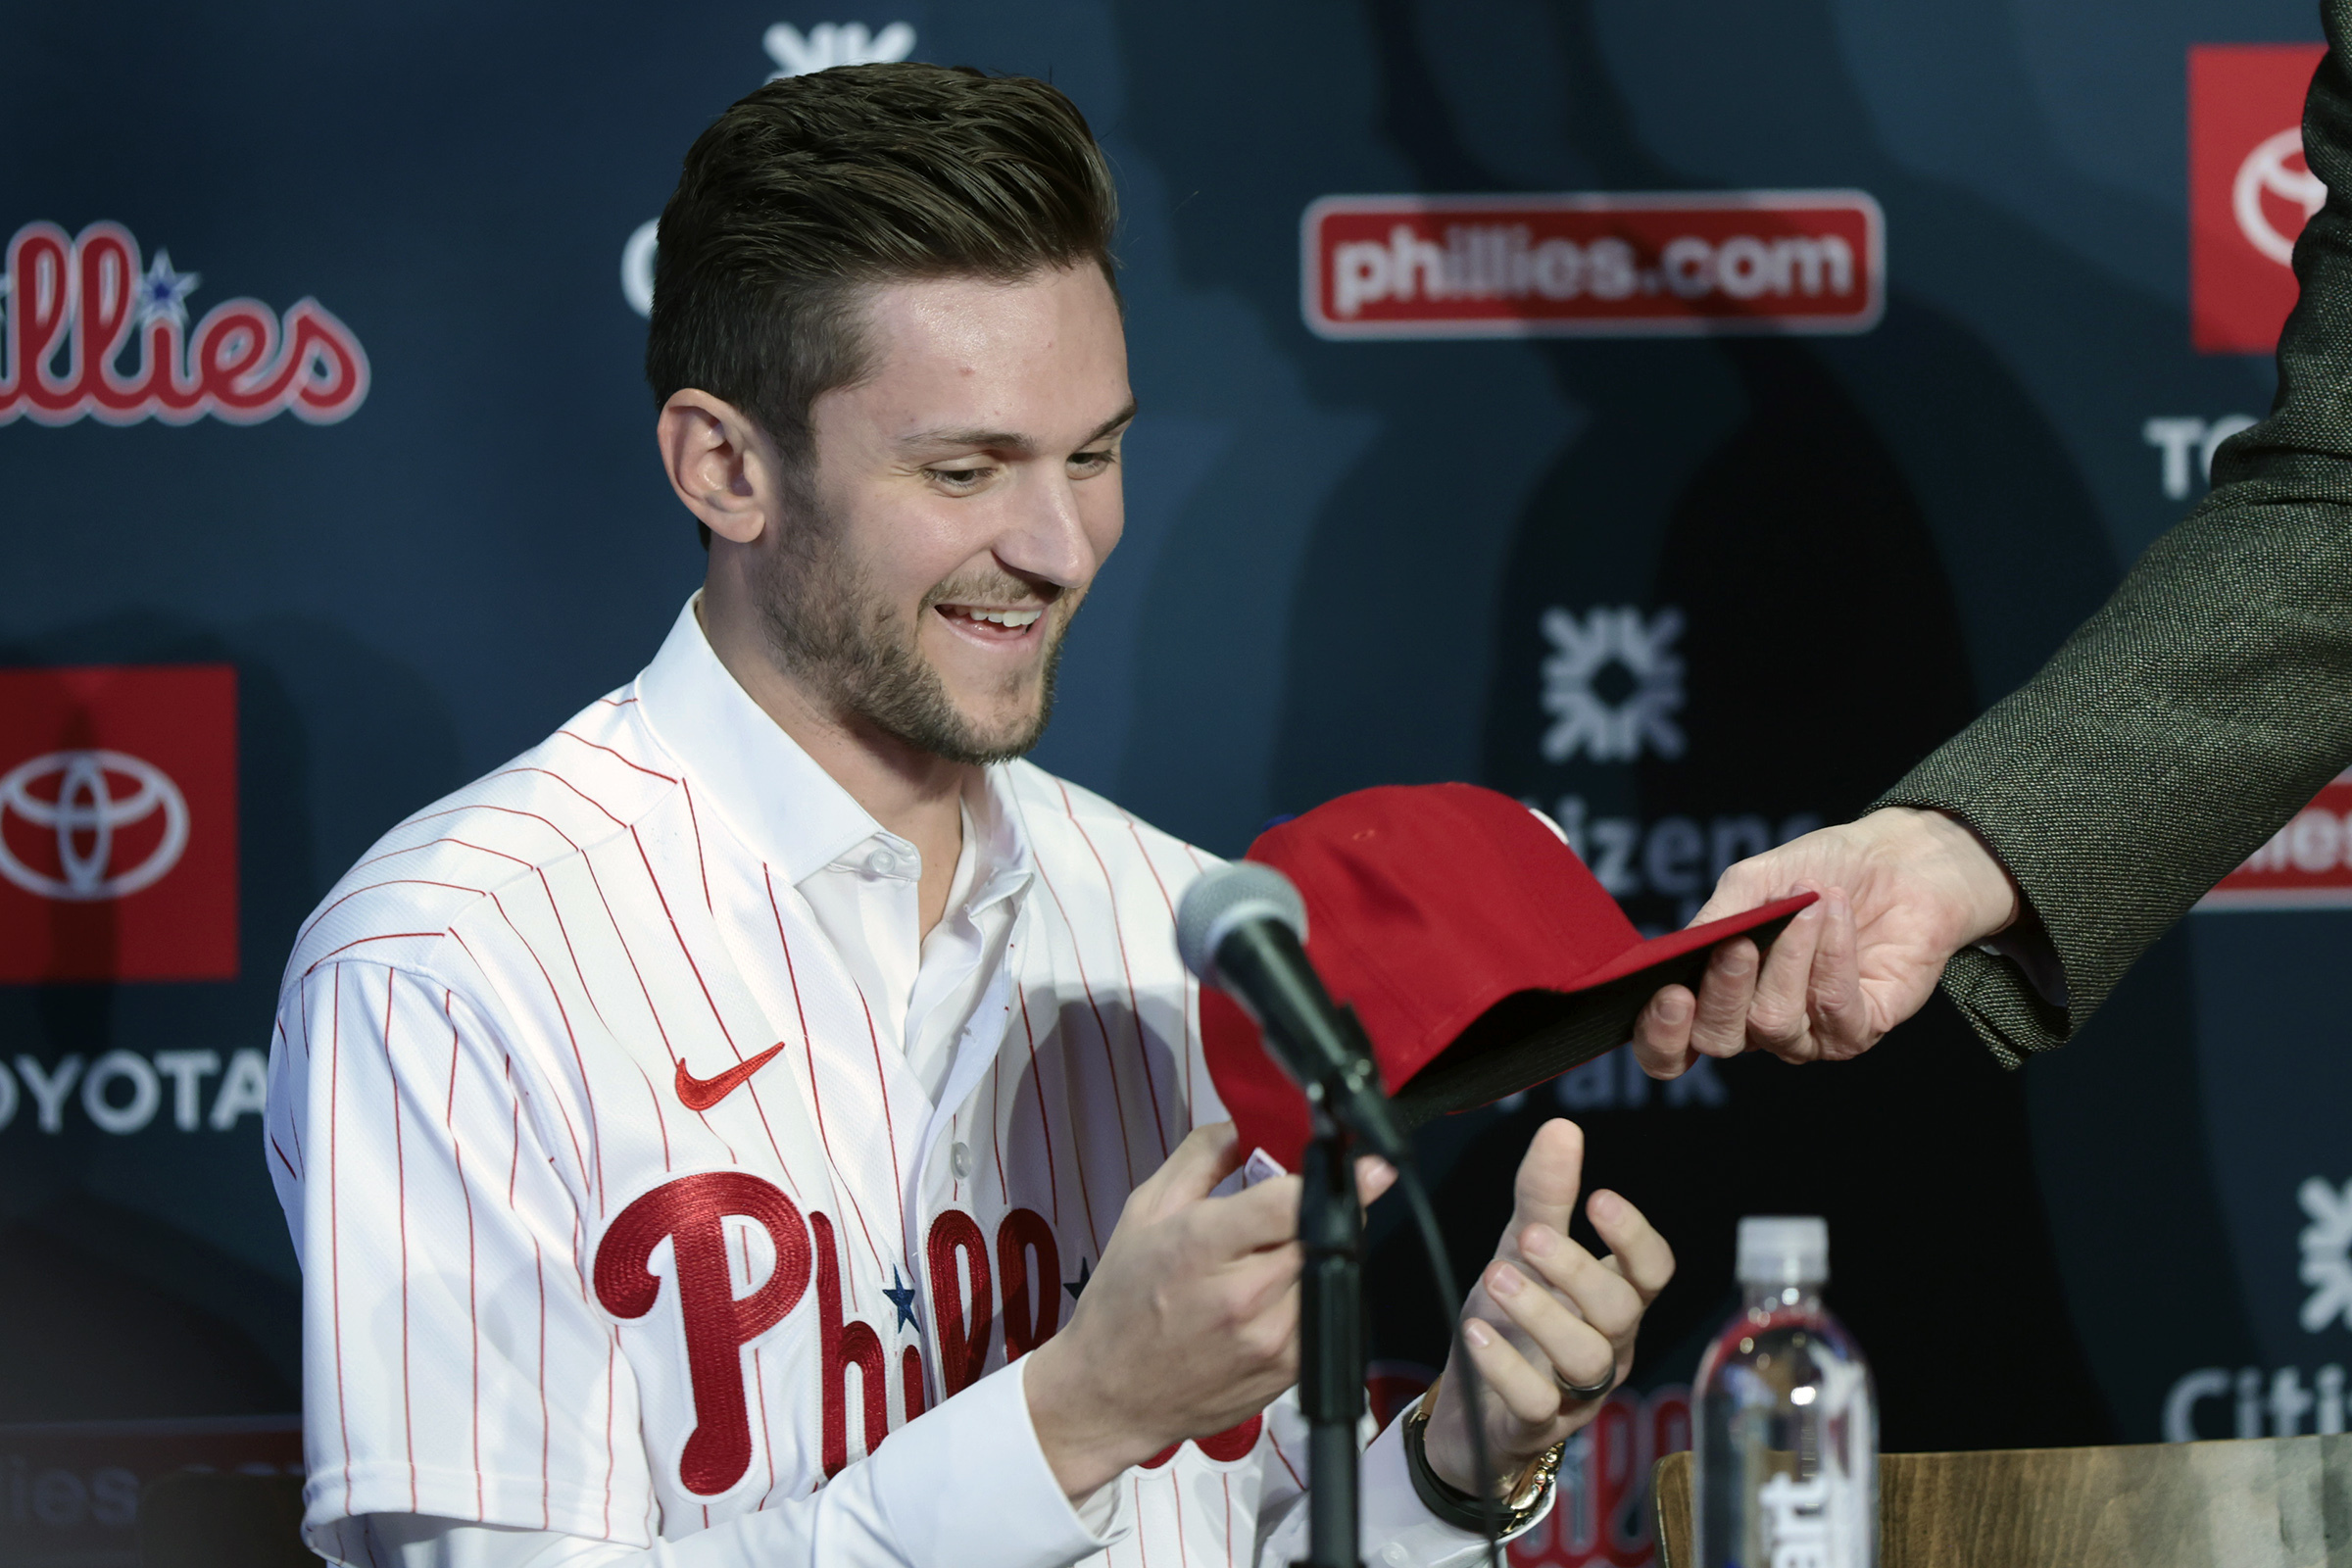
(1083, 399, 1140, 445)
(898, 398, 1139, 456)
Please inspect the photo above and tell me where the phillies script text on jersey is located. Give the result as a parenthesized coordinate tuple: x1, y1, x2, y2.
(1301, 191, 1884, 339)
(0, 220, 368, 426)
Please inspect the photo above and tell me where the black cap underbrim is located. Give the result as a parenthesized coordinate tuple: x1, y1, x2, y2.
(1390, 906, 1806, 1128)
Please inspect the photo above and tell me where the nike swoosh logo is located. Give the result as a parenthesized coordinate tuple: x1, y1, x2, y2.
(675, 1043, 786, 1111)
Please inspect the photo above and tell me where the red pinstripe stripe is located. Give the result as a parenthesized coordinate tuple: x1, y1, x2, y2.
(629, 826, 804, 1196)
(453, 925, 595, 1200)
(1014, 838, 1137, 1189)
(1057, 781, 1170, 1158)
(1018, 988, 1091, 1248)
(298, 879, 481, 949)
(754, 1342, 775, 1504)
(764, 868, 886, 1296)
(1134, 1476, 1150, 1568)
(853, 987, 909, 1250)
(602, 1336, 616, 1536)
(325, 970, 356, 1515)
(1221, 1474, 1233, 1567)
(556, 727, 677, 783)
(534, 1238, 550, 1528)
(304, 933, 447, 975)
(1183, 975, 1200, 1135)
(683, 781, 712, 913)
(581, 853, 740, 1165)
(286, 1014, 308, 1170)
(400, 799, 583, 854)
(1268, 1425, 1304, 1490)
(505, 1057, 522, 1204)
(486, 767, 629, 828)
(386, 976, 417, 1512)
(480, 899, 606, 1207)
(534, 865, 672, 1173)
(596, 695, 638, 708)
(989, 1056, 1008, 1205)
(270, 1136, 299, 1182)
(1119, 812, 1181, 921)
(1119, 812, 1200, 1125)
(1168, 1467, 1184, 1555)
(352, 837, 535, 874)
(444, 991, 484, 1518)
(736, 1223, 777, 1504)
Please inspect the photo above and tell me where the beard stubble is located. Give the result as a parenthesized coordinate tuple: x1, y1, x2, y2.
(755, 494, 1073, 766)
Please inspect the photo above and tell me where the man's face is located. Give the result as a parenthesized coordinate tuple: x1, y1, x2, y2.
(759, 265, 1132, 764)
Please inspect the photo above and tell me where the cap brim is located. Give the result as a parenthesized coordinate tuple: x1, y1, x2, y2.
(1389, 891, 1819, 1128)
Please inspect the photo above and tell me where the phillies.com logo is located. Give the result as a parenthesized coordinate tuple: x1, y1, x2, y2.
(0, 220, 368, 426)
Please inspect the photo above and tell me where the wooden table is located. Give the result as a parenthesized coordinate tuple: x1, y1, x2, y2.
(1652, 1434, 2352, 1567)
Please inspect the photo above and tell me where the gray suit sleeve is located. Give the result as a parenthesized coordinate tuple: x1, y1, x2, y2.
(1874, 0, 2352, 1064)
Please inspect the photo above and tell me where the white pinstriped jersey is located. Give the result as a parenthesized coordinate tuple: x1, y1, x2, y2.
(265, 601, 1493, 1568)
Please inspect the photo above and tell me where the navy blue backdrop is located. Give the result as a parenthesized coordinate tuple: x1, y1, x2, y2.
(0, 3, 2335, 1562)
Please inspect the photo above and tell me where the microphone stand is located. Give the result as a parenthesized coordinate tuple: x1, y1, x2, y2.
(1298, 1102, 1364, 1568)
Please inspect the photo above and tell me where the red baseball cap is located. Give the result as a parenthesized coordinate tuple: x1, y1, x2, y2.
(1199, 782, 1816, 1170)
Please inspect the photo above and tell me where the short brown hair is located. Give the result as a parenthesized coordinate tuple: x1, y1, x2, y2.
(646, 63, 1119, 541)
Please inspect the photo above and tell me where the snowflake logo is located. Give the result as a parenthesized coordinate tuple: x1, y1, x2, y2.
(763, 21, 917, 79)
(1539, 606, 1687, 764)
(2299, 1177, 2352, 1332)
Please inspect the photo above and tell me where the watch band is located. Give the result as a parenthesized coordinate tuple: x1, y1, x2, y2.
(1400, 1372, 1564, 1537)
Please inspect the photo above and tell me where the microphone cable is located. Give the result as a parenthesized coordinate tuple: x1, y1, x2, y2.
(1392, 1156, 1505, 1568)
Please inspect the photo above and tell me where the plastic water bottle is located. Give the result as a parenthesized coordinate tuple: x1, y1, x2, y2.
(1692, 1216, 1877, 1568)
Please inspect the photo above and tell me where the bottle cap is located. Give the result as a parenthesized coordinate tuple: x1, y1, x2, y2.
(1737, 1215, 1829, 1286)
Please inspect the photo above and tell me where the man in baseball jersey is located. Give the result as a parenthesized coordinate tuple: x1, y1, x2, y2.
(265, 64, 1676, 1567)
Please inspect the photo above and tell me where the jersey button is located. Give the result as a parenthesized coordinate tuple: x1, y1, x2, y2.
(951, 1142, 973, 1179)
(865, 848, 900, 876)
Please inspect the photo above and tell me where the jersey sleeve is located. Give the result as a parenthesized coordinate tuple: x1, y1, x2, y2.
(268, 959, 662, 1559)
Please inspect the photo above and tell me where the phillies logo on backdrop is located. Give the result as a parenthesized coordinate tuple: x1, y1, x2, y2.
(2199, 767, 2352, 910)
(2189, 43, 2329, 355)
(1300, 191, 1883, 340)
(0, 220, 368, 426)
(0, 665, 238, 982)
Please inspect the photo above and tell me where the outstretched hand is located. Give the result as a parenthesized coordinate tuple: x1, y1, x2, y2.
(1418, 1119, 1673, 1494)
(1630, 807, 2023, 1079)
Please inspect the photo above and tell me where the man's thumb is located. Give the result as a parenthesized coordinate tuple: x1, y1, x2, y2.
(1132, 1120, 1244, 1219)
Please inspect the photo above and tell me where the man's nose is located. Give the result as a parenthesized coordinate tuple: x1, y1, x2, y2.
(994, 466, 1101, 592)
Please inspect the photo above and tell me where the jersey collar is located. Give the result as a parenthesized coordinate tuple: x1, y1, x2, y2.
(634, 593, 1032, 896)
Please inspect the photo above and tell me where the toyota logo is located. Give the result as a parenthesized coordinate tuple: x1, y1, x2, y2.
(2236, 125, 2328, 267)
(0, 750, 190, 902)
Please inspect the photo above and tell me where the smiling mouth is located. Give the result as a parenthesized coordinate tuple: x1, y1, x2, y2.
(935, 603, 1046, 642)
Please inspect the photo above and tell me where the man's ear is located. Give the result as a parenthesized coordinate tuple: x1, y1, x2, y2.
(657, 390, 781, 545)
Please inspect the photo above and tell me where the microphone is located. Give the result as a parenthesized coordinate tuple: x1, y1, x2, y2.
(1177, 862, 1410, 1162)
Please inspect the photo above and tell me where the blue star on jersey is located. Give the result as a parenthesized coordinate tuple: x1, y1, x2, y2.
(883, 1265, 918, 1332)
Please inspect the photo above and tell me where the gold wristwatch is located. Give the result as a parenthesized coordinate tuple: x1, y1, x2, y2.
(1401, 1372, 1566, 1534)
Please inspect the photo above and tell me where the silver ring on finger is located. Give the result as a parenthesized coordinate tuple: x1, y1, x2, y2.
(1554, 1365, 1615, 1403)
